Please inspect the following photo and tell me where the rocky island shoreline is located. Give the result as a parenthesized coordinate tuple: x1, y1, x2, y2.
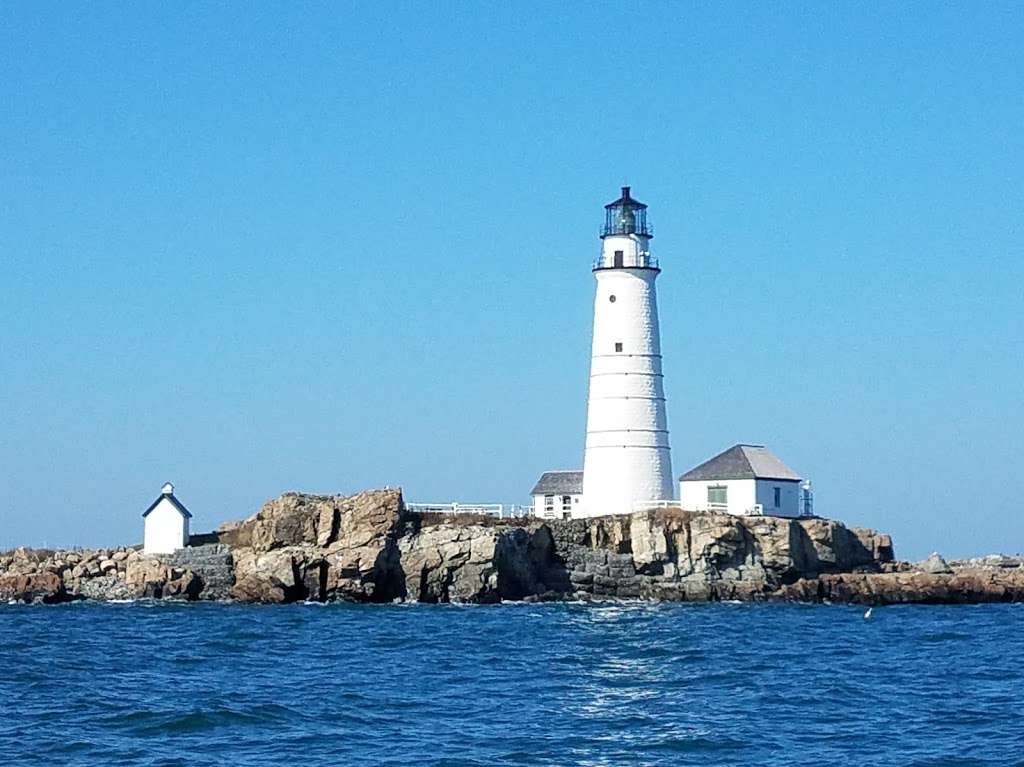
(3, 489, 1022, 605)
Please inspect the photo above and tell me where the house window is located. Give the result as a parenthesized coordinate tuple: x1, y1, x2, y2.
(561, 495, 572, 510)
(774, 487, 781, 508)
(544, 494, 554, 510)
(614, 342, 623, 352)
(614, 250, 624, 267)
(708, 486, 727, 506)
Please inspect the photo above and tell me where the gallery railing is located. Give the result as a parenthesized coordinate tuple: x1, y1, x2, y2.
(592, 253, 660, 270)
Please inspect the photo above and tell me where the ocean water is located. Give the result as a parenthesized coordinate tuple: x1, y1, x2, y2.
(1, 602, 1022, 766)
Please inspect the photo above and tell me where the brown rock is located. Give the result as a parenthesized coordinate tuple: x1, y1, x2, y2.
(163, 571, 201, 599)
(398, 525, 500, 603)
(231, 574, 287, 603)
(916, 552, 952, 574)
(0, 572, 64, 603)
(23, 485, 1020, 606)
(229, 548, 301, 602)
(125, 557, 168, 596)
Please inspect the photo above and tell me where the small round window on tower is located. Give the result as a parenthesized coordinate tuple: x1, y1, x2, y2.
(609, 295, 616, 303)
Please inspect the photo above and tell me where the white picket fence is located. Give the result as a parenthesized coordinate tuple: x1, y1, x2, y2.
(406, 502, 533, 519)
(631, 499, 681, 512)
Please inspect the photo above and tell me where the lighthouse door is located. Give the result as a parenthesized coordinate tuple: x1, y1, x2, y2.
(613, 250, 624, 268)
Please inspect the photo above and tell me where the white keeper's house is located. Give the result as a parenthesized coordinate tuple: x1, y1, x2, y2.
(530, 471, 583, 520)
(142, 482, 192, 554)
(678, 444, 808, 518)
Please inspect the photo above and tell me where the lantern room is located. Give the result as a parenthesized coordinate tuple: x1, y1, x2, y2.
(601, 186, 652, 239)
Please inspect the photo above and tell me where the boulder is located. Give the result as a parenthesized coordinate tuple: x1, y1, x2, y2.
(852, 528, 895, 563)
(231, 574, 287, 603)
(223, 488, 404, 553)
(916, 552, 952, 575)
(230, 548, 300, 603)
(0, 572, 64, 603)
(163, 571, 202, 600)
(970, 554, 1024, 569)
(398, 525, 499, 603)
(247, 495, 328, 551)
(76, 575, 135, 601)
(124, 556, 168, 597)
(222, 489, 407, 603)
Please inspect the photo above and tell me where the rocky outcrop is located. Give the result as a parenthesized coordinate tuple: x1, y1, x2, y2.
(0, 571, 64, 603)
(222, 490, 548, 604)
(397, 524, 547, 603)
(1, 488, 1019, 605)
(226, 489, 407, 602)
(773, 568, 1024, 604)
(0, 544, 227, 603)
(540, 509, 895, 601)
(915, 552, 953, 575)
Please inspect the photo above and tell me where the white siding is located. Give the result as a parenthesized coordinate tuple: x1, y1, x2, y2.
(143, 499, 189, 554)
(679, 478, 801, 517)
(679, 478, 756, 515)
(532, 493, 551, 519)
(533, 493, 580, 520)
(754, 479, 801, 518)
(581, 233, 673, 518)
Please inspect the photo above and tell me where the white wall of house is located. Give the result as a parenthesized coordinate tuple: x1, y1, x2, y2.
(532, 493, 581, 520)
(143, 499, 189, 554)
(680, 478, 801, 517)
(755, 479, 801, 518)
(680, 478, 756, 515)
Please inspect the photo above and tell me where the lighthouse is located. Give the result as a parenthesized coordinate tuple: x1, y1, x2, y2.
(579, 187, 674, 518)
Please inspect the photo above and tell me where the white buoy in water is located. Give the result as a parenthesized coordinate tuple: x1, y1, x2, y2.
(864, 607, 873, 619)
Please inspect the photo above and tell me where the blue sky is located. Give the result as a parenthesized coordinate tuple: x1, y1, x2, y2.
(1, 3, 1021, 559)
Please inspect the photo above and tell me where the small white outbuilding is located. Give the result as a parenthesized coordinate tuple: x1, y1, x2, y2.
(142, 482, 192, 554)
(679, 444, 806, 518)
(530, 471, 583, 520)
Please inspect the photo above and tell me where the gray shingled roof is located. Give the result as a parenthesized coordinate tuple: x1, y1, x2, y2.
(142, 492, 193, 519)
(531, 470, 583, 495)
(679, 445, 801, 482)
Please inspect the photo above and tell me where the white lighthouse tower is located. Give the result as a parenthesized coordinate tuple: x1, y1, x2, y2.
(579, 187, 674, 518)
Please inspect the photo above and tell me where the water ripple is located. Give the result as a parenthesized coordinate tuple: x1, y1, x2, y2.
(1, 602, 1023, 765)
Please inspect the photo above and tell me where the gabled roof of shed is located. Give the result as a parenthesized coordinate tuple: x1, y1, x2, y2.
(531, 470, 583, 495)
(142, 492, 193, 519)
(679, 445, 802, 482)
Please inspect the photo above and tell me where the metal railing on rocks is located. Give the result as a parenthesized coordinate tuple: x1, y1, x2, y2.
(405, 503, 533, 519)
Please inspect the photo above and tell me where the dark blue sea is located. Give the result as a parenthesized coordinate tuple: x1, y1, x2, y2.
(2, 602, 1022, 766)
